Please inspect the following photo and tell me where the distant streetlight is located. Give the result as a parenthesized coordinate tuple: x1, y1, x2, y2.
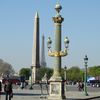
(64, 66, 67, 83)
(84, 55, 88, 96)
(64, 66, 67, 93)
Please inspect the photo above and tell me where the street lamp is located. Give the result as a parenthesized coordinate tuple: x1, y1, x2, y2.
(64, 37, 69, 49)
(84, 55, 88, 96)
(47, 2, 69, 99)
(47, 36, 69, 57)
(47, 37, 52, 51)
(64, 66, 67, 83)
(29, 66, 33, 89)
(64, 66, 67, 93)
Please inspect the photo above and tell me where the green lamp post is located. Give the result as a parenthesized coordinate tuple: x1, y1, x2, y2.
(47, 2, 69, 100)
(64, 66, 67, 93)
(64, 66, 67, 84)
(84, 55, 88, 96)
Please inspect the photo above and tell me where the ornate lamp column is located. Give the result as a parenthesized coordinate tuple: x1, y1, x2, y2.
(84, 55, 88, 96)
(47, 3, 69, 100)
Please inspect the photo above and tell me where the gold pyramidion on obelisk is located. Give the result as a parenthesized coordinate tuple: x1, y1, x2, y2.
(32, 11, 40, 83)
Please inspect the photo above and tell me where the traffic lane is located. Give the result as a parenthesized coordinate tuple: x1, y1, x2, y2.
(5, 84, 100, 92)
(66, 85, 100, 92)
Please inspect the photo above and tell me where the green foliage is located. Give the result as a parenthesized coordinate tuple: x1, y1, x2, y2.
(80, 70, 84, 81)
(19, 68, 31, 80)
(37, 66, 89, 82)
(88, 66, 100, 77)
(37, 67, 53, 80)
(67, 66, 83, 81)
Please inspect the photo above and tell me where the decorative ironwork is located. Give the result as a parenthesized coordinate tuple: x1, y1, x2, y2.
(48, 48, 67, 57)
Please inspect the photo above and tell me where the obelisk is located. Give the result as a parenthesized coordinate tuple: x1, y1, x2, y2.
(40, 34, 47, 67)
(32, 12, 40, 83)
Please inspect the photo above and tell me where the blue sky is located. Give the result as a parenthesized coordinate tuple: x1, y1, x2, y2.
(0, 0, 100, 72)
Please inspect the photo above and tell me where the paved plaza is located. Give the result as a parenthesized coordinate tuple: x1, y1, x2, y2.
(1, 86, 100, 100)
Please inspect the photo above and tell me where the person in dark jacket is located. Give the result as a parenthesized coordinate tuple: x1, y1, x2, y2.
(81, 82, 84, 91)
(4, 81, 13, 100)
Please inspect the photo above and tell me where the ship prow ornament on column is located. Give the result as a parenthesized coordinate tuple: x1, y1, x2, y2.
(47, 2, 69, 100)
(32, 12, 40, 83)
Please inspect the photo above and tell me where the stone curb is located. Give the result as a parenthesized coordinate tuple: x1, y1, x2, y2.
(1, 92, 100, 100)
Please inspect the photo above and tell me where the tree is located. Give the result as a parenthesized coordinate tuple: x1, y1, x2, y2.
(0, 59, 15, 77)
(19, 67, 53, 81)
(37, 67, 53, 80)
(19, 68, 31, 80)
(88, 66, 100, 77)
(67, 66, 82, 81)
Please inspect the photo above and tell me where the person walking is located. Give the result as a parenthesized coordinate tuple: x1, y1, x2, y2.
(77, 81, 81, 91)
(81, 82, 84, 91)
(4, 80, 13, 100)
